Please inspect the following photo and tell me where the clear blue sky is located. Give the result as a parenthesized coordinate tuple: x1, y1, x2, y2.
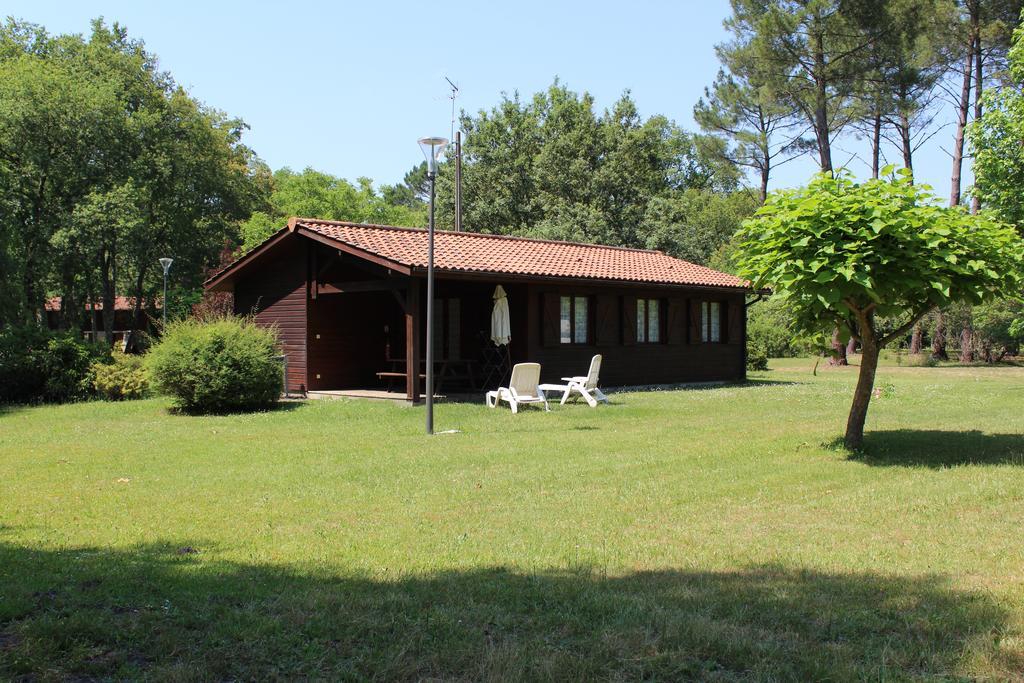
(9, 0, 968, 196)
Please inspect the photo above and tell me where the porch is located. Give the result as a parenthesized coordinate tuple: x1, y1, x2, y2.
(305, 259, 527, 401)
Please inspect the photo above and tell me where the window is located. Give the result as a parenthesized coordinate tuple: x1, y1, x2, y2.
(701, 301, 721, 343)
(560, 295, 589, 344)
(636, 298, 660, 343)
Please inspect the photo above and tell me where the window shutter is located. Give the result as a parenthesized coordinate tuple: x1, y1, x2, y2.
(667, 298, 685, 345)
(542, 293, 560, 346)
(688, 299, 701, 344)
(595, 295, 618, 345)
(622, 296, 637, 346)
(728, 299, 743, 344)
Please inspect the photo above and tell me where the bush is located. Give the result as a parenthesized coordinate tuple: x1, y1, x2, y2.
(92, 351, 149, 400)
(0, 326, 109, 403)
(147, 317, 282, 413)
(746, 341, 769, 371)
(747, 296, 818, 358)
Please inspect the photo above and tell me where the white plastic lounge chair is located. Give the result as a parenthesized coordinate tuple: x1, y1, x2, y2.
(542, 354, 609, 407)
(485, 362, 550, 413)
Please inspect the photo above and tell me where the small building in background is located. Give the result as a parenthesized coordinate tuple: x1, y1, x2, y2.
(44, 296, 160, 346)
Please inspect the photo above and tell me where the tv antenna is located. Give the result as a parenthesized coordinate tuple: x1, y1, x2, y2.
(445, 76, 459, 142)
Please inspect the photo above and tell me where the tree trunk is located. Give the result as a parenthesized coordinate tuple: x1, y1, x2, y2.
(960, 324, 974, 363)
(909, 322, 923, 354)
(829, 327, 849, 366)
(845, 324, 879, 450)
(871, 112, 881, 178)
(813, 31, 832, 172)
(846, 336, 857, 357)
(899, 112, 913, 177)
(950, 15, 977, 208)
(931, 311, 948, 360)
(971, 29, 983, 214)
(759, 163, 769, 205)
(101, 250, 115, 345)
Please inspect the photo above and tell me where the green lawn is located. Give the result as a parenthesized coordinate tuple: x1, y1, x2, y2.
(1, 358, 1023, 680)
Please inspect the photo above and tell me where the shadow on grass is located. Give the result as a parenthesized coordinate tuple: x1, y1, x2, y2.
(0, 541, 1015, 680)
(847, 430, 1024, 467)
(165, 400, 306, 417)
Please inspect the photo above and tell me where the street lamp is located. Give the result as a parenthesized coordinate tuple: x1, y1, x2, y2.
(159, 257, 173, 329)
(418, 136, 448, 435)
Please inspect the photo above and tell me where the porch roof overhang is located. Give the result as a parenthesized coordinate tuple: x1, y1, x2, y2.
(205, 217, 752, 294)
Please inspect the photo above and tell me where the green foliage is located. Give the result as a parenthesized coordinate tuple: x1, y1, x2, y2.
(237, 168, 426, 252)
(746, 296, 819, 358)
(641, 189, 759, 265)
(972, 298, 1024, 359)
(738, 169, 1024, 447)
(434, 81, 738, 249)
(146, 317, 282, 413)
(971, 9, 1024, 231)
(92, 350, 149, 400)
(738, 170, 1024, 341)
(693, 68, 798, 201)
(0, 18, 264, 328)
(0, 326, 109, 403)
(746, 341, 769, 370)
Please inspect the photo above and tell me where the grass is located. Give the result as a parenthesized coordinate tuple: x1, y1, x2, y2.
(1, 357, 1023, 680)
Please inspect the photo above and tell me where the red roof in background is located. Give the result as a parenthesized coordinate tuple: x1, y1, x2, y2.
(289, 219, 747, 289)
(45, 296, 158, 311)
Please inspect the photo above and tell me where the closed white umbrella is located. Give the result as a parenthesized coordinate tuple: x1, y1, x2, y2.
(491, 285, 511, 346)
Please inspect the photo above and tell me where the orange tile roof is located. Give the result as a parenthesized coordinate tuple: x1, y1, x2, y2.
(44, 296, 158, 311)
(290, 219, 747, 289)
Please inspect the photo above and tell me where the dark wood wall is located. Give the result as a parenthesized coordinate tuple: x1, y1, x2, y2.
(233, 236, 308, 393)
(524, 283, 745, 386)
(307, 292, 395, 390)
(229, 233, 747, 394)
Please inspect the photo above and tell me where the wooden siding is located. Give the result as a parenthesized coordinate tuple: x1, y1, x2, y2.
(307, 291, 396, 390)
(525, 283, 745, 386)
(233, 235, 309, 393)
(229, 232, 748, 394)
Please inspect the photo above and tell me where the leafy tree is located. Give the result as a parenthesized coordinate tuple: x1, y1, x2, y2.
(972, 298, 1023, 359)
(971, 8, 1024, 229)
(435, 81, 735, 249)
(381, 162, 429, 209)
(694, 67, 800, 202)
(237, 167, 424, 251)
(641, 189, 759, 265)
(721, 0, 889, 173)
(737, 169, 1023, 448)
(0, 18, 264, 337)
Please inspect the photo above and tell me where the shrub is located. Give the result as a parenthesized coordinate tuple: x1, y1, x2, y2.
(905, 353, 938, 368)
(92, 351, 149, 400)
(147, 317, 282, 413)
(747, 296, 818, 358)
(746, 341, 769, 371)
(0, 326, 109, 403)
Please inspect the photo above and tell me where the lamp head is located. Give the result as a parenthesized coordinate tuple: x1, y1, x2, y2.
(159, 257, 173, 275)
(418, 137, 449, 175)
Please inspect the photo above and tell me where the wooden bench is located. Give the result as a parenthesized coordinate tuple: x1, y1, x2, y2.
(376, 371, 426, 392)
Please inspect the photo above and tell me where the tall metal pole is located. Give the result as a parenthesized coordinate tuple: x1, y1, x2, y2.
(426, 170, 436, 434)
(162, 269, 168, 329)
(454, 131, 462, 232)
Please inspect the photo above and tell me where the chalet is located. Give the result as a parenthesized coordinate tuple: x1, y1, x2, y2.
(205, 218, 751, 401)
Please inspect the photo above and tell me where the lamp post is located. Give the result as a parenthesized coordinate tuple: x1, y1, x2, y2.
(418, 136, 448, 435)
(159, 257, 173, 330)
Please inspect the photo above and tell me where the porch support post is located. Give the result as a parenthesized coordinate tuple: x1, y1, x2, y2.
(406, 278, 421, 403)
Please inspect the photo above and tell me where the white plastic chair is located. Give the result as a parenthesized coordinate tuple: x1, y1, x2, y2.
(545, 354, 609, 407)
(485, 362, 550, 413)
